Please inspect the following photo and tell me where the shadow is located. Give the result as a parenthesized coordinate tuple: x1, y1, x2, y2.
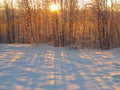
(0, 44, 120, 90)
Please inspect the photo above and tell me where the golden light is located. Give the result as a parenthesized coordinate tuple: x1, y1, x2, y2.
(50, 4, 60, 12)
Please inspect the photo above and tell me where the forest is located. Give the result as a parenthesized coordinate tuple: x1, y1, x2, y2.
(0, 0, 120, 50)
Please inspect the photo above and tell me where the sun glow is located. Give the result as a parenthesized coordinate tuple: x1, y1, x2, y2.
(50, 4, 60, 12)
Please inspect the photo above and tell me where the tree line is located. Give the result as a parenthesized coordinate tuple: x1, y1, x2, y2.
(0, 0, 120, 50)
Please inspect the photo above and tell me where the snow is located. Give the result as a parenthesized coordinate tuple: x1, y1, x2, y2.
(0, 44, 120, 90)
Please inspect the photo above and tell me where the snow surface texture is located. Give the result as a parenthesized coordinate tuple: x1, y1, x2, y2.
(0, 44, 120, 90)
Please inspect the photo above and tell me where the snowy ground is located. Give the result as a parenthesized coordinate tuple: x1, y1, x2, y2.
(0, 44, 120, 90)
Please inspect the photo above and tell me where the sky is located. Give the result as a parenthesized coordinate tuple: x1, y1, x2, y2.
(0, 0, 91, 4)
(0, 0, 16, 4)
(0, 0, 17, 7)
(0, 0, 119, 8)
